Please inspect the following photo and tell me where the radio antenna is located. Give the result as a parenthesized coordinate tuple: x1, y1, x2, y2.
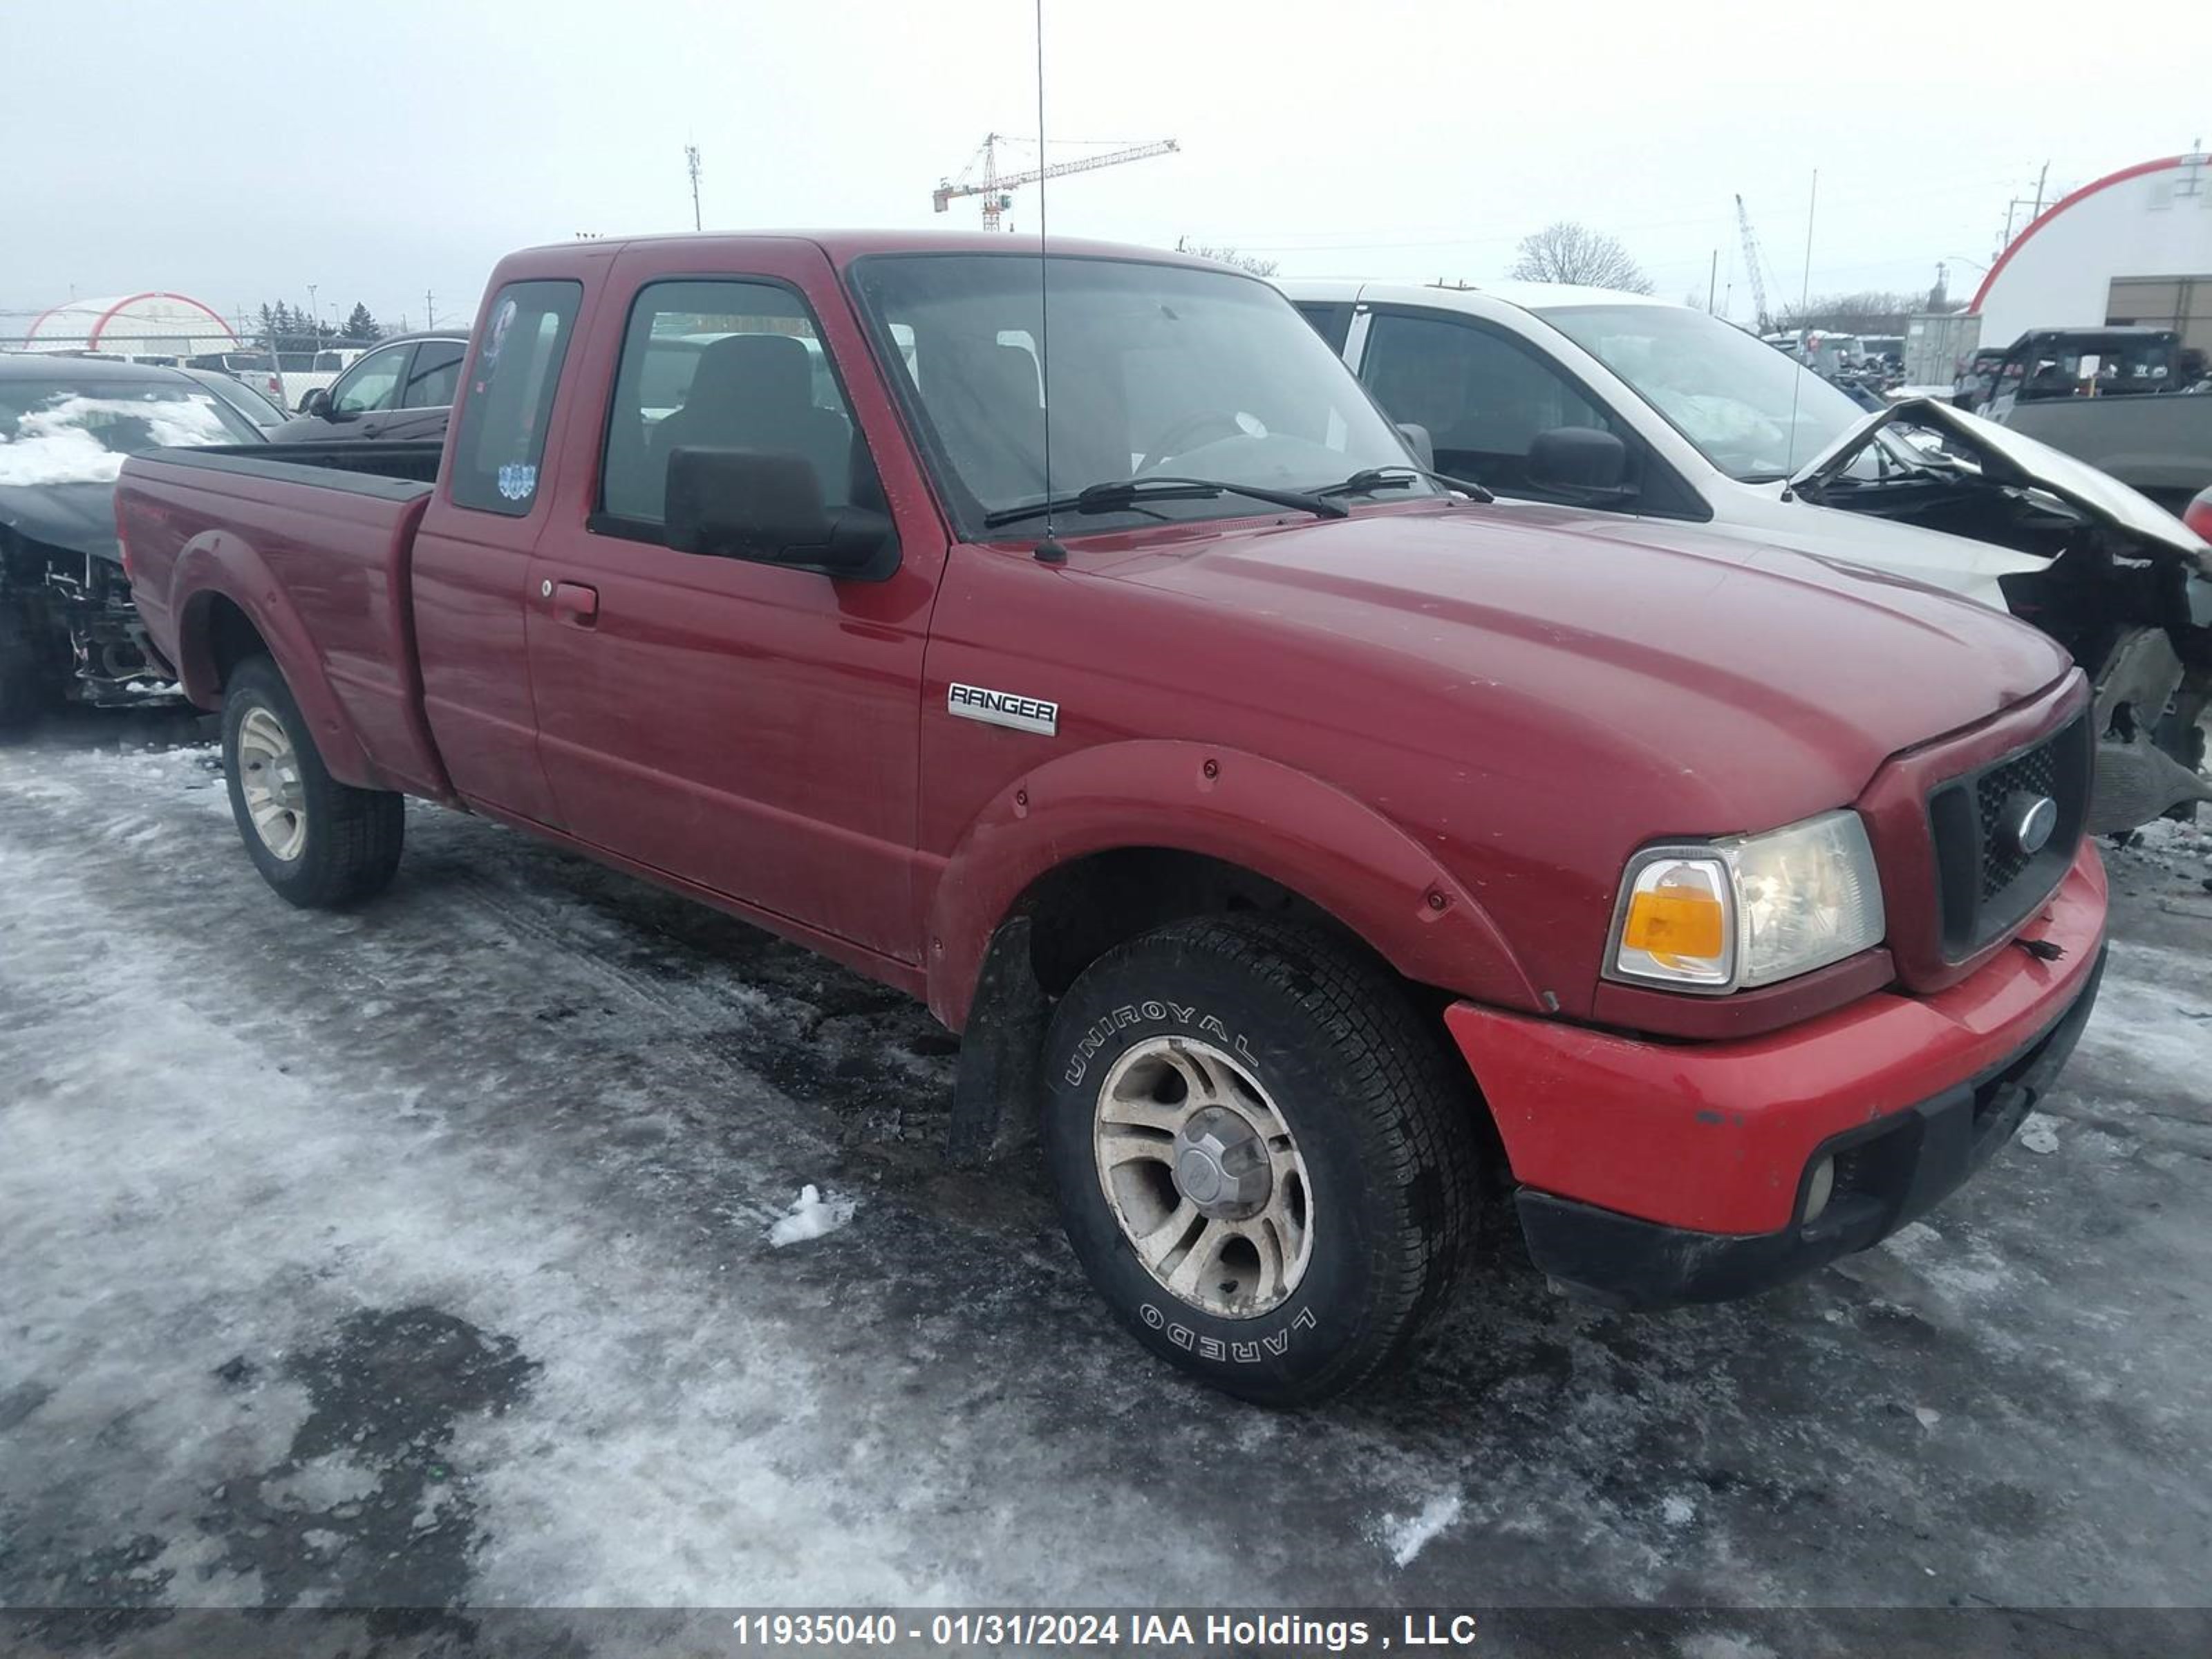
(1781, 167, 1817, 498)
(1031, 0, 1067, 564)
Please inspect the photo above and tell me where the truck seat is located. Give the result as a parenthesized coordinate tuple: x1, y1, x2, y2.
(651, 333, 854, 507)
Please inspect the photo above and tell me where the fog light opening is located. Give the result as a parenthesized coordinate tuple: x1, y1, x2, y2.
(1802, 1156, 1836, 1224)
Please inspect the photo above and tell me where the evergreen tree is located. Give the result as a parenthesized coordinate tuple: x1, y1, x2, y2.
(342, 302, 382, 342)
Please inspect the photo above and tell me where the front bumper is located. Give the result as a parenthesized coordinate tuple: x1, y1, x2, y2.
(1445, 845, 2107, 1308)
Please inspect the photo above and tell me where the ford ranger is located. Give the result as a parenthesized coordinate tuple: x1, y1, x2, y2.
(115, 232, 2108, 1403)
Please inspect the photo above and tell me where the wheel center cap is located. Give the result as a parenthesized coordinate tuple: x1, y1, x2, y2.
(1171, 1105, 1271, 1221)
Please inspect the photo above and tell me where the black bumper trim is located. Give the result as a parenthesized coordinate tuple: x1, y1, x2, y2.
(1517, 945, 2107, 1309)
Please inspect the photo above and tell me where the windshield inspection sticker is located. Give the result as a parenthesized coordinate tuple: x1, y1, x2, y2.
(948, 682, 1057, 736)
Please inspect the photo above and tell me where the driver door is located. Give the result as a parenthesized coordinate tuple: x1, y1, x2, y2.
(523, 243, 945, 962)
(281, 341, 409, 441)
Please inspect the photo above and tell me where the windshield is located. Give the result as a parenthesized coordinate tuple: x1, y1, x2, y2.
(193, 372, 286, 426)
(850, 254, 1432, 534)
(0, 379, 256, 486)
(2009, 335, 2177, 400)
(1535, 303, 1868, 482)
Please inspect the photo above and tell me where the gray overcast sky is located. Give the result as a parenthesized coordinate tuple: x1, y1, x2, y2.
(7, 0, 2204, 335)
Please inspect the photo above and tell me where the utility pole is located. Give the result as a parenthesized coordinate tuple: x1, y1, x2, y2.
(686, 144, 702, 232)
(424, 290, 435, 330)
(306, 283, 319, 351)
(2001, 165, 2054, 250)
(1707, 248, 1718, 315)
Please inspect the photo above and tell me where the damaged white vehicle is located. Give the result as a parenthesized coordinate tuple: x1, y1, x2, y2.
(0, 353, 261, 730)
(1284, 280, 2212, 831)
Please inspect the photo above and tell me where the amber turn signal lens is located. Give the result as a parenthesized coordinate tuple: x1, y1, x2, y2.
(1622, 885, 1726, 962)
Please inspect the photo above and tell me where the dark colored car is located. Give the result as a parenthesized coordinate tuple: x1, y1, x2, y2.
(182, 365, 288, 429)
(1, 353, 262, 726)
(270, 331, 467, 444)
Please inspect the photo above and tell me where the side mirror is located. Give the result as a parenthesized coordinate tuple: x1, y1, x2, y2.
(1394, 422, 1436, 471)
(297, 387, 332, 418)
(1526, 426, 1636, 504)
(664, 447, 897, 581)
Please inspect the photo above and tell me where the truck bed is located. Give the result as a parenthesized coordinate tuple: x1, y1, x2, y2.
(183, 440, 445, 487)
(116, 445, 451, 800)
(1998, 395, 2212, 510)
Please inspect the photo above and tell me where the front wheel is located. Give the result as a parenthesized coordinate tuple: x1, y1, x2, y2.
(0, 601, 63, 740)
(1040, 917, 1481, 1404)
(222, 655, 404, 908)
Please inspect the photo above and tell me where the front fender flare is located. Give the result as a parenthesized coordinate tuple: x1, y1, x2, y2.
(171, 535, 380, 791)
(923, 739, 1538, 1029)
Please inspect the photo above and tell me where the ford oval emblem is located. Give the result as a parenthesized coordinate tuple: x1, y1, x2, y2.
(2005, 791, 2058, 856)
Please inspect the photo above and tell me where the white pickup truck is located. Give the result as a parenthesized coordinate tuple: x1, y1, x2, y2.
(1282, 279, 2212, 827)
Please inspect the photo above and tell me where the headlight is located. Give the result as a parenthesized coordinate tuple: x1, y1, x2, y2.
(1607, 810, 1885, 993)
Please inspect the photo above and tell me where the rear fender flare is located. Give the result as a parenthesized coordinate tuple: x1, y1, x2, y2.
(924, 739, 1538, 1029)
(171, 535, 379, 790)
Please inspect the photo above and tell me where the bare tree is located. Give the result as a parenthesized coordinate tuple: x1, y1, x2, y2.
(1507, 222, 1656, 294)
(1174, 236, 1280, 277)
(1775, 290, 1945, 335)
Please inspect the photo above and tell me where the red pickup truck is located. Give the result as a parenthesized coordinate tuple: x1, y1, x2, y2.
(116, 232, 2108, 1403)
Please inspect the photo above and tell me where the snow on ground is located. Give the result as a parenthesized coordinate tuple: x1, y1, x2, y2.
(3, 711, 2212, 1637)
(1376, 1490, 1464, 1568)
(767, 1183, 858, 1248)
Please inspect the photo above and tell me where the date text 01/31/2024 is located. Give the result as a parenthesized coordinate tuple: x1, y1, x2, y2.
(726, 1611, 1483, 1650)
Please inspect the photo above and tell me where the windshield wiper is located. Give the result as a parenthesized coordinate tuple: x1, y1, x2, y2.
(1315, 464, 1496, 503)
(981, 474, 1347, 529)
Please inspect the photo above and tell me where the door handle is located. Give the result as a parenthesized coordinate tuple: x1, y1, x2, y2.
(551, 580, 599, 628)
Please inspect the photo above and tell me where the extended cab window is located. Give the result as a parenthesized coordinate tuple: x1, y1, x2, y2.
(597, 279, 874, 534)
(449, 280, 582, 516)
(1362, 312, 1622, 497)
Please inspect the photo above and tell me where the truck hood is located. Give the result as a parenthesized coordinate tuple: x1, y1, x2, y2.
(1100, 503, 2072, 826)
(1793, 397, 2212, 574)
(0, 480, 120, 563)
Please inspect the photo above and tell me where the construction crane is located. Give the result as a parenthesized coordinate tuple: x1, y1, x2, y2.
(933, 134, 1179, 232)
(1734, 193, 1776, 333)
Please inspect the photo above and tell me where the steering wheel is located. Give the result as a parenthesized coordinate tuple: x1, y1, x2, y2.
(1135, 410, 1249, 474)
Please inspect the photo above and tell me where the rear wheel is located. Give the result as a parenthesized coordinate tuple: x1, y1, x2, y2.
(1040, 916, 1480, 1404)
(221, 655, 403, 907)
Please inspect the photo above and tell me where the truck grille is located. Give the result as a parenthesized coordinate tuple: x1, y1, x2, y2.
(1927, 715, 2090, 959)
(1974, 737, 2062, 901)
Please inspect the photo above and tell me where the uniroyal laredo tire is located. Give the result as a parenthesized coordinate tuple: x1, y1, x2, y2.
(1040, 916, 1480, 1405)
(221, 655, 403, 908)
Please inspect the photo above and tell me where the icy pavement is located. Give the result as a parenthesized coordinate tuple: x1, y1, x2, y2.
(3, 709, 2211, 1627)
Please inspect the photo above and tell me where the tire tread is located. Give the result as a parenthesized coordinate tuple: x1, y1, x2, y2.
(224, 655, 403, 908)
(1066, 915, 1480, 1401)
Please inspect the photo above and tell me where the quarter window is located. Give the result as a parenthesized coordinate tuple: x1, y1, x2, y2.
(597, 278, 872, 534)
(1293, 301, 1353, 354)
(449, 281, 582, 517)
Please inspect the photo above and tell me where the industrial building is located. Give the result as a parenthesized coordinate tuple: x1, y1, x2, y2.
(12, 291, 240, 359)
(1971, 150, 2212, 353)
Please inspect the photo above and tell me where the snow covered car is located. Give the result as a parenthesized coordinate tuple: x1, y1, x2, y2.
(1, 354, 263, 730)
(1282, 280, 2212, 830)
